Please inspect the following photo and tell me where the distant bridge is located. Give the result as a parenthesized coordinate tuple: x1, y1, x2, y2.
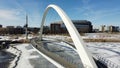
(38, 4, 97, 68)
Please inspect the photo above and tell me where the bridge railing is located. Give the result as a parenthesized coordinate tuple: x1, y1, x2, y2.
(31, 39, 78, 68)
(95, 55, 120, 68)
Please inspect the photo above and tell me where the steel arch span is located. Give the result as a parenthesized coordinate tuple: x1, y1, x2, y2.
(39, 4, 97, 68)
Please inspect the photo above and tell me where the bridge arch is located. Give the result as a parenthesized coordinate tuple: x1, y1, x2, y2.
(39, 4, 97, 68)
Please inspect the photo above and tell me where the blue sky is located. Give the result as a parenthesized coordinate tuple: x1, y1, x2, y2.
(0, 0, 120, 28)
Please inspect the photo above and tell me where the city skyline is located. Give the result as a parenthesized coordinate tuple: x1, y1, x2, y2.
(0, 0, 120, 28)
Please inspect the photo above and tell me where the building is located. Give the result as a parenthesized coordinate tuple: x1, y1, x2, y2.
(108, 25, 119, 32)
(101, 25, 106, 32)
(100, 25, 119, 32)
(50, 23, 61, 34)
(5, 26, 25, 34)
(28, 27, 40, 34)
(0, 28, 7, 35)
(6, 26, 15, 34)
(14, 26, 25, 34)
(50, 20, 93, 34)
(0, 24, 2, 28)
(6, 26, 14, 29)
(93, 29, 99, 32)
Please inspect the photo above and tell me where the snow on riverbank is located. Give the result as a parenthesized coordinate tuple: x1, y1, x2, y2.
(14, 44, 33, 68)
(7, 44, 57, 68)
(84, 33, 120, 40)
(43, 33, 120, 41)
(5, 44, 33, 68)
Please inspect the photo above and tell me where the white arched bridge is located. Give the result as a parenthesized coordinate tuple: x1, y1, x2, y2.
(31, 4, 107, 68)
(39, 4, 97, 68)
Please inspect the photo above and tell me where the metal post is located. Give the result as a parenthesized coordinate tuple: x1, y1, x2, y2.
(26, 15, 28, 40)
